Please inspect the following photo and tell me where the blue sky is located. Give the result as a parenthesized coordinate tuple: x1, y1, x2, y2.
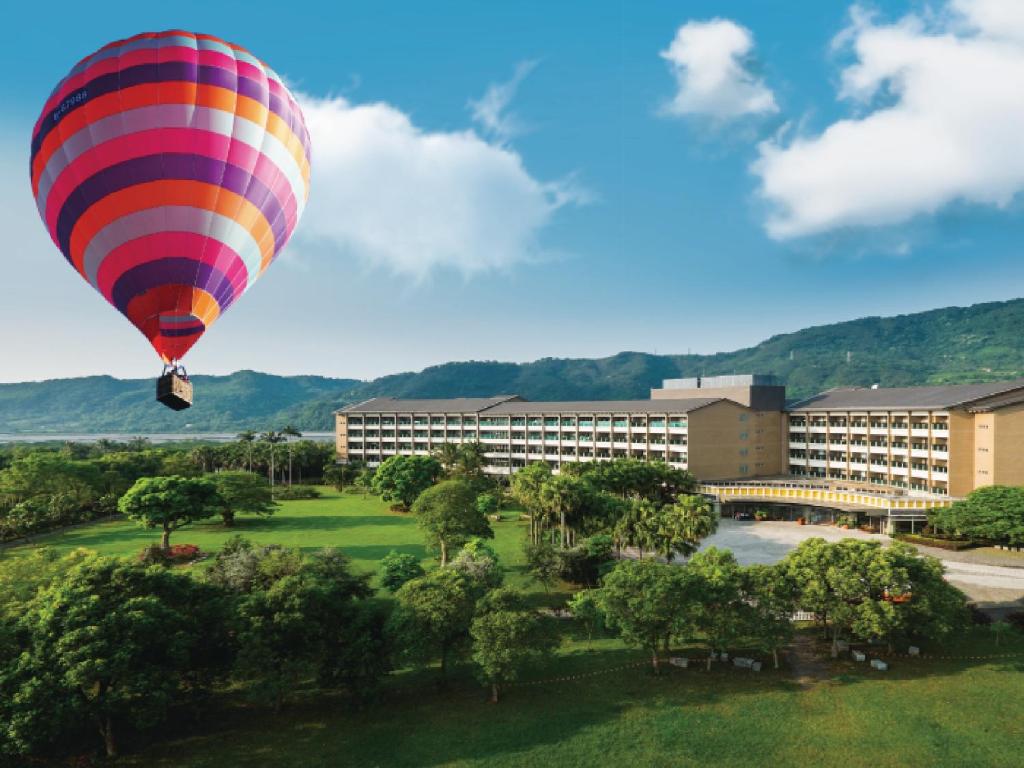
(3, 0, 1024, 382)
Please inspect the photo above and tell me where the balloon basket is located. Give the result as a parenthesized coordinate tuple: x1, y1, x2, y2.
(156, 371, 193, 411)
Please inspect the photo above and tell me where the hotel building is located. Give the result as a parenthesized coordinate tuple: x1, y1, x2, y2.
(335, 375, 1024, 530)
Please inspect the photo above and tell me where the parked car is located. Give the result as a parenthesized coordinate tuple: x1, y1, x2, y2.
(733, 510, 755, 521)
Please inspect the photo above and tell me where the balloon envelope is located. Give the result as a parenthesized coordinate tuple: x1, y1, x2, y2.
(30, 30, 311, 363)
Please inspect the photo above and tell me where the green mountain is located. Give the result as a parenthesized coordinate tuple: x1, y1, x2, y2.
(0, 371, 360, 433)
(3, 298, 1023, 433)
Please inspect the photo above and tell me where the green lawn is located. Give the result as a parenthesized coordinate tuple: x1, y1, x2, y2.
(6, 488, 535, 590)
(11, 490, 1024, 767)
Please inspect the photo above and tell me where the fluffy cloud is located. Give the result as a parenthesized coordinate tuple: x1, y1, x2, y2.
(468, 60, 537, 144)
(754, 0, 1024, 239)
(660, 19, 777, 120)
(296, 93, 584, 277)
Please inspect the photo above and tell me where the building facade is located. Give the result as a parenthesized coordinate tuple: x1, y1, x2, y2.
(785, 380, 1024, 498)
(336, 376, 784, 482)
(335, 376, 1024, 525)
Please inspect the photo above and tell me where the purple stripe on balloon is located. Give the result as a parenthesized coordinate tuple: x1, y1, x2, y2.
(32, 61, 307, 166)
(160, 325, 205, 338)
(56, 153, 287, 261)
(112, 258, 236, 314)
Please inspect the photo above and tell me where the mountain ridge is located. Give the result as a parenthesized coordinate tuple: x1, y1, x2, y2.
(2, 298, 1022, 433)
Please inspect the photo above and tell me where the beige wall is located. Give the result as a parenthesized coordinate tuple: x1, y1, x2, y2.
(993, 403, 1024, 487)
(687, 401, 782, 482)
(335, 413, 348, 461)
(972, 412, 996, 491)
(946, 410, 975, 497)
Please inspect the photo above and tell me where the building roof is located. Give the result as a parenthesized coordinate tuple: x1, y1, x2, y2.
(337, 396, 521, 414)
(788, 379, 1024, 411)
(337, 395, 727, 416)
(484, 398, 724, 415)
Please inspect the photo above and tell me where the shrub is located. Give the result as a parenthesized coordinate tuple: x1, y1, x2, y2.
(169, 544, 202, 562)
(138, 544, 169, 565)
(271, 486, 321, 500)
(895, 533, 977, 551)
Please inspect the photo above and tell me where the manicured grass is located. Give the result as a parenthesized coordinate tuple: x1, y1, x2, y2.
(13, 490, 1024, 767)
(5, 488, 536, 590)
(113, 633, 1024, 768)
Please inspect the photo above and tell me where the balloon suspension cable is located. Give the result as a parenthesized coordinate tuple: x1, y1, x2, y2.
(162, 360, 189, 381)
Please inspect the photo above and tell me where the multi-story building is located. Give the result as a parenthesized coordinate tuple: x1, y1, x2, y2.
(334, 375, 1024, 531)
(784, 380, 1024, 498)
(336, 376, 784, 482)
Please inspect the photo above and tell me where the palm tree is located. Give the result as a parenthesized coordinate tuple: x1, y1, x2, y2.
(237, 430, 257, 472)
(281, 425, 302, 485)
(433, 443, 461, 476)
(261, 431, 285, 486)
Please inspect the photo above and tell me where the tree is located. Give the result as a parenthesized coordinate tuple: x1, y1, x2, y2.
(281, 425, 302, 485)
(510, 461, 551, 543)
(568, 589, 605, 648)
(930, 486, 1024, 545)
(388, 568, 477, 684)
(538, 474, 590, 548)
(4, 555, 229, 758)
(742, 564, 798, 668)
(237, 430, 257, 471)
(688, 548, 747, 669)
(653, 495, 718, 561)
(118, 475, 221, 550)
(596, 559, 688, 673)
(324, 461, 361, 492)
(471, 587, 558, 702)
(379, 551, 425, 593)
(450, 538, 504, 596)
(412, 479, 493, 566)
(433, 442, 462, 476)
(372, 454, 442, 509)
(209, 471, 277, 527)
(260, 431, 286, 486)
(523, 539, 560, 594)
(476, 492, 499, 518)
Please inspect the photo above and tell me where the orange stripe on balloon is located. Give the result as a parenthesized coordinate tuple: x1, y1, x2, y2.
(67, 180, 275, 277)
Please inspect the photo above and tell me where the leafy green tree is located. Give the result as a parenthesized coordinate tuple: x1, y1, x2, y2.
(476, 492, 499, 518)
(205, 538, 305, 594)
(930, 485, 1024, 545)
(3, 555, 230, 758)
(210, 471, 277, 527)
(688, 548, 747, 669)
(372, 455, 442, 509)
(412, 479, 493, 566)
(653, 495, 718, 561)
(235, 549, 372, 713)
(742, 564, 798, 668)
(324, 461, 361, 492)
(471, 587, 558, 702)
(433, 442, 462, 476)
(597, 559, 688, 673)
(118, 475, 221, 550)
(388, 568, 477, 684)
(510, 461, 552, 543)
(991, 620, 1012, 647)
(523, 539, 560, 594)
(450, 538, 504, 596)
(378, 551, 425, 593)
(538, 474, 590, 548)
(568, 589, 605, 648)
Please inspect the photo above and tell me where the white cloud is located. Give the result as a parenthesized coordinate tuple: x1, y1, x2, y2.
(296, 93, 586, 277)
(754, 0, 1024, 239)
(660, 19, 777, 121)
(468, 60, 537, 144)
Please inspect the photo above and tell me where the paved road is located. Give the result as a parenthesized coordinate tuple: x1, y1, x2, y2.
(698, 519, 1024, 612)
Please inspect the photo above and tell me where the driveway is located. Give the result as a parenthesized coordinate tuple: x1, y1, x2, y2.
(699, 519, 1024, 613)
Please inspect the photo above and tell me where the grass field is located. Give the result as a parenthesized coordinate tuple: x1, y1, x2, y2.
(11, 489, 1024, 767)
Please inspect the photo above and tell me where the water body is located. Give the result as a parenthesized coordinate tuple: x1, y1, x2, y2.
(0, 432, 335, 444)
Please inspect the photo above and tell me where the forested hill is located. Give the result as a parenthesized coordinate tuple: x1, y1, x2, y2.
(0, 371, 360, 433)
(3, 298, 1023, 433)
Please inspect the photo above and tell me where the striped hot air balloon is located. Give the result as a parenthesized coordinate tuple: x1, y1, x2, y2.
(30, 30, 311, 368)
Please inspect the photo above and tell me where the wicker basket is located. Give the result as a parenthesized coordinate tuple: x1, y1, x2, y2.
(156, 372, 193, 410)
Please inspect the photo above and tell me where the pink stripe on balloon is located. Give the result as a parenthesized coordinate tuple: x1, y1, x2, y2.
(44, 127, 298, 239)
(95, 231, 248, 301)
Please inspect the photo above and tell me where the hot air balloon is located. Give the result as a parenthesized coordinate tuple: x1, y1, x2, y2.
(30, 31, 311, 409)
